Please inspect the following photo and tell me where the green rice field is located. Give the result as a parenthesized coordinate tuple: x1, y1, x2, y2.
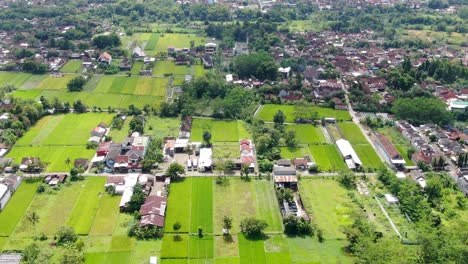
(353, 144, 383, 169)
(257, 104, 351, 123)
(338, 122, 368, 144)
(0, 72, 35, 88)
(309, 145, 347, 171)
(36, 74, 79, 90)
(191, 119, 251, 143)
(60, 60, 82, 73)
(154, 33, 206, 52)
(285, 124, 327, 144)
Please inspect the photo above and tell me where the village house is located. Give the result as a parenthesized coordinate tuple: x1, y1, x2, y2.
(0, 175, 22, 211)
(140, 195, 167, 228)
(336, 139, 362, 170)
(44, 174, 67, 186)
(98, 52, 112, 65)
(19, 157, 42, 172)
(375, 134, 405, 168)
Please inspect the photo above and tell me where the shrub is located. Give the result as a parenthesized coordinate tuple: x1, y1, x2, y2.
(240, 217, 268, 237)
(283, 215, 315, 236)
(36, 184, 45, 193)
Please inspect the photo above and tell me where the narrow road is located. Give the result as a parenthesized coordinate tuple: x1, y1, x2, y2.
(339, 79, 386, 163)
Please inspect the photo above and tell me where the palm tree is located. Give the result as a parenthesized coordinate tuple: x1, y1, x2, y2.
(27, 212, 40, 232)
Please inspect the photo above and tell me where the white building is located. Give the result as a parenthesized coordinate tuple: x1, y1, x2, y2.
(0, 184, 10, 211)
(119, 174, 139, 209)
(198, 148, 213, 172)
(335, 139, 362, 169)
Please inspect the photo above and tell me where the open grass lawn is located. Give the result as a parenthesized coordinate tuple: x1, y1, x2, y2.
(194, 65, 206, 77)
(191, 119, 240, 142)
(145, 116, 180, 139)
(257, 104, 351, 123)
(190, 178, 213, 233)
(286, 236, 353, 264)
(130, 240, 162, 264)
(213, 143, 239, 159)
(7, 146, 94, 172)
(338, 122, 368, 144)
(285, 124, 326, 144)
(67, 177, 106, 235)
(0, 180, 39, 236)
(90, 194, 121, 235)
(404, 29, 467, 47)
(309, 145, 347, 171)
(395, 145, 415, 166)
(213, 179, 258, 234)
(165, 178, 192, 233)
(238, 235, 266, 264)
(0, 72, 34, 88)
(130, 61, 143, 75)
(14, 112, 112, 147)
(60, 60, 82, 73)
(13, 181, 83, 237)
(36, 74, 78, 90)
(280, 146, 309, 159)
(155, 33, 205, 52)
(300, 178, 357, 239)
(237, 121, 252, 139)
(353, 144, 383, 169)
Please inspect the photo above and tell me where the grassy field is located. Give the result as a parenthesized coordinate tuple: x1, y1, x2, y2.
(165, 178, 192, 233)
(153, 61, 176, 76)
(213, 143, 239, 159)
(145, 33, 160, 50)
(130, 61, 143, 75)
(0, 72, 34, 88)
(404, 29, 467, 47)
(353, 144, 383, 169)
(257, 104, 351, 122)
(67, 177, 106, 234)
(191, 119, 241, 142)
(338, 122, 368, 144)
(60, 60, 82, 73)
(36, 74, 78, 90)
(0, 180, 39, 236)
(94, 76, 168, 97)
(285, 124, 326, 144)
(7, 113, 112, 171)
(279, 146, 309, 159)
(309, 145, 347, 171)
(194, 65, 206, 77)
(154, 33, 205, 52)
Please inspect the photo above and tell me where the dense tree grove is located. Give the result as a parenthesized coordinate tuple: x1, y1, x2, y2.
(391, 97, 452, 125)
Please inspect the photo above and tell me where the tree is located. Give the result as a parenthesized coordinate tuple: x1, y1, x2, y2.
(391, 97, 452, 125)
(56, 226, 78, 245)
(129, 117, 144, 134)
(337, 171, 356, 189)
(240, 164, 250, 179)
(283, 215, 314, 236)
(240, 217, 268, 237)
(22, 243, 40, 264)
(273, 110, 285, 129)
(126, 184, 145, 213)
(233, 52, 277, 81)
(27, 212, 40, 230)
(173, 222, 182, 231)
(73, 100, 87, 113)
(92, 34, 121, 49)
(223, 216, 233, 232)
(203, 131, 212, 145)
(59, 248, 84, 264)
(277, 188, 294, 203)
(284, 130, 297, 147)
(67, 76, 86, 92)
(166, 162, 185, 180)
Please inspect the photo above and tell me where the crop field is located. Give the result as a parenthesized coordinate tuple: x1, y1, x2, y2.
(194, 65, 206, 77)
(191, 119, 244, 143)
(94, 76, 168, 96)
(60, 60, 82, 73)
(130, 61, 143, 75)
(0, 72, 35, 88)
(145, 33, 160, 51)
(7, 113, 112, 171)
(213, 143, 240, 159)
(309, 145, 347, 171)
(285, 124, 326, 144)
(353, 144, 383, 169)
(338, 122, 368, 144)
(36, 74, 78, 90)
(257, 104, 351, 122)
(154, 33, 206, 52)
(0, 177, 163, 263)
(190, 178, 213, 233)
(279, 146, 309, 159)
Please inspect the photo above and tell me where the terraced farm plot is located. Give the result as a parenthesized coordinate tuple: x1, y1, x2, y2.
(285, 124, 326, 144)
(191, 119, 240, 142)
(154, 33, 205, 52)
(36, 74, 78, 90)
(67, 177, 106, 234)
(60, 60, 82, 73)
(0, 180, 39, 236)
(257, 104, 351, 122)
(353, 144, 383, 169)
(309, 145, 347, 171)
(338, 122, 368, 144)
